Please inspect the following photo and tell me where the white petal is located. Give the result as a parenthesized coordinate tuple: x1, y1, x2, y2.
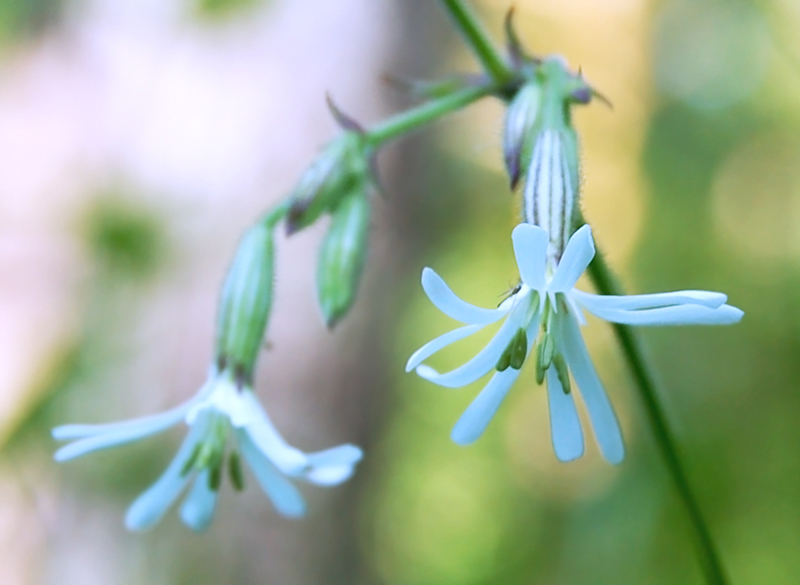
(124, 414, 210, 531)
(556, 313, 624, 464)
(306, 444, 363, 468)
(546, 368, 584, 462)
(54, 401, 193, 462)
(415, 295, 535, 388)
(451, 368, 521, 445)
(188, 377, 257, 427)
(52, 401, 192, 441)
(512, 224, 548, 290)
(240, 392, 308, 475)
(549, 225, 595, 293)
(179, 471, 218, 532)
(305, 465, 355, 486)
(304, 444, 363, 485)
(572, 289, 728, 311)
(580, 302, 744, 327)
(421, 267, 510, 325)
(238, 430, 306, 517)
(406, 324, 483, 372)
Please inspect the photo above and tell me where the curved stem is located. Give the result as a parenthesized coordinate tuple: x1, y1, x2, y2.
(366, 85, 495, 148)
(437, 0, 515, 86)
(585, 244, 729, 585)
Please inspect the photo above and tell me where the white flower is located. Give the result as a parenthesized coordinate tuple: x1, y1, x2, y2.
(53, 368, 363, 532)
(407, 223, 743, 464)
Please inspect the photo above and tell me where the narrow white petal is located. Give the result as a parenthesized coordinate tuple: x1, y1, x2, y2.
(179, 471, 218, 532)
(240, 392, 308, 475)
(55, 419, 185, 462)
(238, 431, 306, 517)
(414, 297, 533, 388)
(549, 225, 595, 293)
(303, 444, 362, 485)
(124, 415, 210, 531)
(572, 289, 728, 311)
(557, 313, 625, 464)
(406, 324, 484, 372)
(581, 302, 744, 327)
(52, 402, 192, 441)
(512, 224, 549, 290)
(451, 368, 521, 445)
(306, 444, 363, 468)
(421, 268, 510, 325)
(546, 368, 584, 462)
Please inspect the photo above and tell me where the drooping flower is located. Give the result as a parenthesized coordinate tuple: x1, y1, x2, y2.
(53, 366, 362, 532)
(54, 221, 363, 531)
(407, 223, 743, 463)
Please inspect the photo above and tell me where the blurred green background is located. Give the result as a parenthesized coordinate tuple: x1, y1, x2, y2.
(0, 0, 798, 584)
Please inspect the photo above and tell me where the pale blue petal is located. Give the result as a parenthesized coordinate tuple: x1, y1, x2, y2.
(124, 414, 210, 531)
(306, 444, 363, 468)
(580, 302, 744, 327)
(53, 406, 190, 462)
(52, 403, 190, 442)
(422, 267, 510, 325)
(557, 313, 624, 464)
(546, 368, 584, 462)
(406, 324, 483, 372)
(240, 392, 308, 475)
(549, 225, 595, 293)
(238, 430, 306, 517)
(571, 289, 728, 311)
(451, 368, 521, 445)
(512, 223, 549, 290)
(304, 444, 363, 485)
(415, 295, 535, 388)
(179, 471, 218, 532)
(304, 465, 355, 486)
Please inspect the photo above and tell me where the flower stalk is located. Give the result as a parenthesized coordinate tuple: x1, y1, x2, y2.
(366, 84, 496, 149)
(584, 238, 729, 585)
(437, 0, 515, 87)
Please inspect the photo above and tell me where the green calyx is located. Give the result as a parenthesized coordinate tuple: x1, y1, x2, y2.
(215, 223, 275, 382)
(285, 96, 377, 236)
(317, 191, 371, 329)
(496, 327, 529, 371)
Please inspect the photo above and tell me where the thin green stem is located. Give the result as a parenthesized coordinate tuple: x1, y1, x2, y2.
(366, 84, 495, 148)
(438, 0, 515, 86)
(585, 244, 729, 585)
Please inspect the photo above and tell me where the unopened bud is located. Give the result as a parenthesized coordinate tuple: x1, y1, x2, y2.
(215, 224, 274, 382)
(286, 132, 371, 234)
(317, 192, 370, 328)
(503, 82, 542, 190)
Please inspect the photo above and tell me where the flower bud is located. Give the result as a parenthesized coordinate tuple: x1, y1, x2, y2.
(286, 131, 371, 234)
(215, 224, 274, 382)
(503, 82, 542, 189)
(316, 192, 370, 328)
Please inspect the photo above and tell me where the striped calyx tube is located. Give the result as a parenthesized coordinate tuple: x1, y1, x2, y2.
(504, 56, 596, 266)
(215, 223, 275, 384)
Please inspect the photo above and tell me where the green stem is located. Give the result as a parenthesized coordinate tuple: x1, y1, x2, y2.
(585, 244, 729, 585)
(437, 0, 515, 86)
(366, 84, 495, 148)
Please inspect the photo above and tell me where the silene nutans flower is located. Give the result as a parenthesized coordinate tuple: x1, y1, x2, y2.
(411, 57, 742, 463)
(407, 223, 743, 463)
(53, 223, 363, 531)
